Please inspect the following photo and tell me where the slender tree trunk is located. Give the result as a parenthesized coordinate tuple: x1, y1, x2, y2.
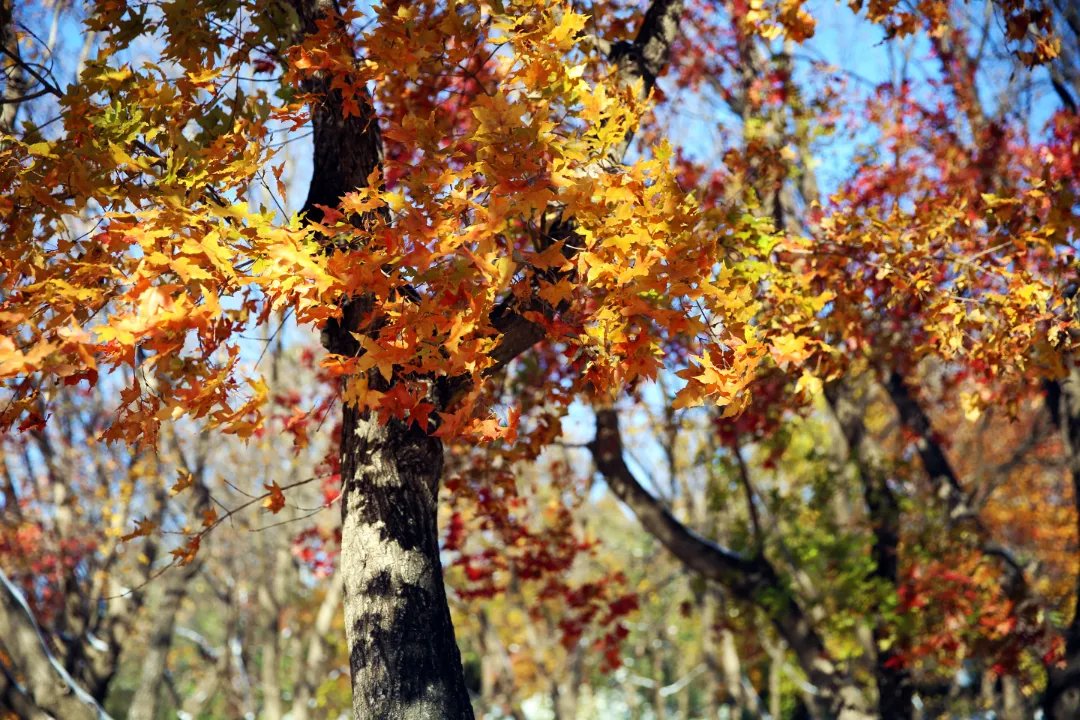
(291, 569, 343, 720)
(1000, 675, 1024, 720)
(1043, 372, 1080, 719)
(863, 468, 913, 720)
(826, 380, 913, 720)
(0, 0, 28, 136)
(677, 673, 691, 720)
(767, 641, 781, 720)
(719, 627, 743, 710)
(700, 593, 722, 717)
(651, 644, 667, 720)
(257, 542, 289, 720)
(127, 567, 196, 720)
(128, 457, 212, 720)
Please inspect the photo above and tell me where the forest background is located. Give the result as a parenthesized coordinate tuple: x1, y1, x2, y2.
(2, 0, 1080, 718)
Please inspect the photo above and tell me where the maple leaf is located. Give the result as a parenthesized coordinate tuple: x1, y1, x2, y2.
(170, 471, 194, 495)
(120, 518, 158, 543)
(378, 382, 435, 429)
(3, 0, 1074, 712)
(769, 335, 813, 369)
(170, 535, 201, 566)
(343, 375, 385, 410)
(263, 481, 287, 514)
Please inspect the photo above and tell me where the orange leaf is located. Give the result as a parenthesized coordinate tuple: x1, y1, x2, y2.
(263, 481, 286, 513)
(170, 535, 201, 566)
(121, 518, 158, 543)
(170, 471, 194, 495)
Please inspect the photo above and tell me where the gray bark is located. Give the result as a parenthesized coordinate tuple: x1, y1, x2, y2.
(337, 413, 473, 720)
(1, 0, 29, 136)
(286, 0, 473, 715)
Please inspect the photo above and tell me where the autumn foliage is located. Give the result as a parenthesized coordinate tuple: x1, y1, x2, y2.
(3, 0, 1080, 718)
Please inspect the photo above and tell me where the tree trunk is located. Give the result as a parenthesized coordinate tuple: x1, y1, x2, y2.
(287, 0, 475, 713)
(826, 379, 913, 720)
(257, 542, 288, 720)
(719, 627, 743, 710)
(290, 0, 688, 715)
(999, 674, 1024, 720)
(1043, 371, 1080, 719)
(651, 644, 667, 720)
(700, 593, 723, 717)
(338, 411, 473, 719)
(291, 568, 343, 720)
(126, 567, 194, 720)
(767, 640, 782, 720)
(0, 570, 109, 720)
(1, 0, 28, 136)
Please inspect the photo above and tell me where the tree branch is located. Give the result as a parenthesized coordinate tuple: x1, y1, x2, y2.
(884, 372, 965, 507)
(732, 446, 764, 551)
(588, 407, 871, 717)
(589, 407, 765, 590)
(884, 372, 1028, 594)
(481, 0, 687, 374)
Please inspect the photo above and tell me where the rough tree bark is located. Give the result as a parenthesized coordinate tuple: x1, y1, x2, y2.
(281, 0, 476, 713)
(336, 414, 473, 720)
(290, 0, 473, 712)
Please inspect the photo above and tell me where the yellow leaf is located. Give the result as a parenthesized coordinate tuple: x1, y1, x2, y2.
(960, 391, 982, 422)
(795, 371, 823, 398)
(343, 375, 385, 409)
(769, 335, 812, 368)
(26, 141, 55, 157)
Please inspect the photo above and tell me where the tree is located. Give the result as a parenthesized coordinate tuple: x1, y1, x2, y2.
(0, 0, 1074, 718)
(580, 2, 1080, 718)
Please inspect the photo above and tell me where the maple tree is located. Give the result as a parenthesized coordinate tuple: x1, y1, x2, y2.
(2, 0, 1080, 718)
